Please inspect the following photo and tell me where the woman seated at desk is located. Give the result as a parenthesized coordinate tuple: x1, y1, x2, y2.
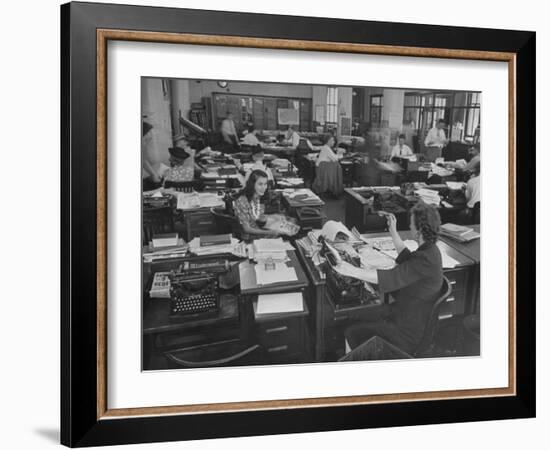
(164, 138, 202, 183)
(338, 202, 444, 355)
(233, 169, 299, 238)
(312, 135, 345, 196)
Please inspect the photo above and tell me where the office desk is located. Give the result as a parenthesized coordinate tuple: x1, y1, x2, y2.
(365, 231, 476, 319)
(344, 187, 409, 232)
(239, 250, 309, 295)
(281, 189, 326, 231)
(440, 224, 481, 314)
(295, 245, 387, 361)
(239, 250, 312, 362)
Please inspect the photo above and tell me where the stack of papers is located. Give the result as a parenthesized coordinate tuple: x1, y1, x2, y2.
(255, 263, 297, 285)
(277, 177, 304, 187)
(176, 192, 225, 210)
(414, 188, 441, 206)
(252, 238, 293, 262)
(256, 292, 303, 315)
(358, 247, 395, 270)
(152, 233, 179, 248)
(188, 236, 240, 256)
(440, 223, 480, 242)
(319, 220, 354, 242)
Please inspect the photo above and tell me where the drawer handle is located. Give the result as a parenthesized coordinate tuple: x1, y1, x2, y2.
(449, 280, 457, 285)
(446, 296, 455, 302)
(439, 313, 453, 320)
(333, 315, 349, 322)
(267, 345, 288, 353)
(197, 221, 213, 226)
(265, 326, 288, 334)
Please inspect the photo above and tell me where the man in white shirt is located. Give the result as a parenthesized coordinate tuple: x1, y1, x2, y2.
(390, 134, 414, 158)
(242, 125, 261, 147)
(424, 119, 449, 148)
(220, 111, 239, 148)
(284, 126, 301, 148)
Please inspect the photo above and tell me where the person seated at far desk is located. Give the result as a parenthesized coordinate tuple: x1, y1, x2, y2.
(244, 146, 274, 184)
(164, 139, 202, 183)
(458, 161, 481, 224)
(340, 202, 444, 355)
(312, 135, 345, 196)
(390, 133, 414, 159)
(233, 169, 291, 238)
(283, 125, 301, 148)
(242, 124, 261, 147)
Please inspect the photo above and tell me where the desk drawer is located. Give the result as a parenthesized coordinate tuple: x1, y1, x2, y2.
(256, 316, 303, 351)
(438, 290, 466, 320)
(443, 268, 468, 293)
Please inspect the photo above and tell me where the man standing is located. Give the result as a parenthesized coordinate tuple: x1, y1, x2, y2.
(220, 111, 239, 150)
(424, 118, 449, 148)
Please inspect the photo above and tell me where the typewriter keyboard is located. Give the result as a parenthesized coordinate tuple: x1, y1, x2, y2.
(171, 294, 217, 315)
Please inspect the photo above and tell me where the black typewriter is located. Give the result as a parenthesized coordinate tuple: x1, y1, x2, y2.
(169, 272, 219, 321)
(143, 194, 172, 209)
(318, 236, 380, 308)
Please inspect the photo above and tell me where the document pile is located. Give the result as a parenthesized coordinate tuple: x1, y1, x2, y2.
(254, 262, 298, 285)
(446, 181, 466, 190)
(414, 188, 441, 206)
(277, 177, 304, 187)
(283, 188, 321, 203)
(440, 223, 480, 243)
(295, 231, 322, 257)
(143, 233, 188, 263)
(188, 236, 241, 256)
(430, 163, 454, 178)
(251, 238, 293, 263)
(176, 192, 225, 210)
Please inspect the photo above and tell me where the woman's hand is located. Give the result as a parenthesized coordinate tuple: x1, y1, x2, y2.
(386, 213, 398, 234)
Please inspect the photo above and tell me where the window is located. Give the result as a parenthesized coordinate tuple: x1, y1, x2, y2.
(403, 91, 481, 143)
(370, 94, 382, 126)
(326, 87, 338, 124)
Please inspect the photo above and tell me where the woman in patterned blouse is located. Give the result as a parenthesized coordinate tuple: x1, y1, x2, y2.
(233, 170, 281, 238)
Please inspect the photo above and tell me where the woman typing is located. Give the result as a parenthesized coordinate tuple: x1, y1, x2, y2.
(339, 202, 444, 355)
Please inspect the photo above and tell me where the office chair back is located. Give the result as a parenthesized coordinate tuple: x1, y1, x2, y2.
(413, 276, 453, 357)
(165, 341, 261, 368)
(210, 207, 241, 239)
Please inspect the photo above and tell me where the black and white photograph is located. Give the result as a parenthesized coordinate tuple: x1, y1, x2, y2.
(142, 78, 482, 370)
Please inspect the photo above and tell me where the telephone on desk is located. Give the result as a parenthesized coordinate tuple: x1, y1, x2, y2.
(318, 236, 380, 309)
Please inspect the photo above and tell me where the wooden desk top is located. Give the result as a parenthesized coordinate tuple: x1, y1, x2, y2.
(439, 224, 480, 264)
(363, 231, 475, 268)
(239, 250, 310, 295)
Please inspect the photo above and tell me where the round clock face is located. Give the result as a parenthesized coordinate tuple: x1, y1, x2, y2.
(217, 81, 228, 88)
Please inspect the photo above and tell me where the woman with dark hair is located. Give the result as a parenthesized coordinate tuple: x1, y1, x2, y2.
(312, 134, 344, 196)
(339, 201, 444, 354)
(233, 169, 280, 238)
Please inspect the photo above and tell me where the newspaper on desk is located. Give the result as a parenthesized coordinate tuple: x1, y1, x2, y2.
(176, 192, 225, 210)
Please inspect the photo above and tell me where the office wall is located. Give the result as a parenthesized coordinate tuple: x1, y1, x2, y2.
(188, 80, 313, 103)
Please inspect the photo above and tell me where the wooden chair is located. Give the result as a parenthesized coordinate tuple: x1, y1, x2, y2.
(341, 277, 453, 360)
(165, 340, 262, 368)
